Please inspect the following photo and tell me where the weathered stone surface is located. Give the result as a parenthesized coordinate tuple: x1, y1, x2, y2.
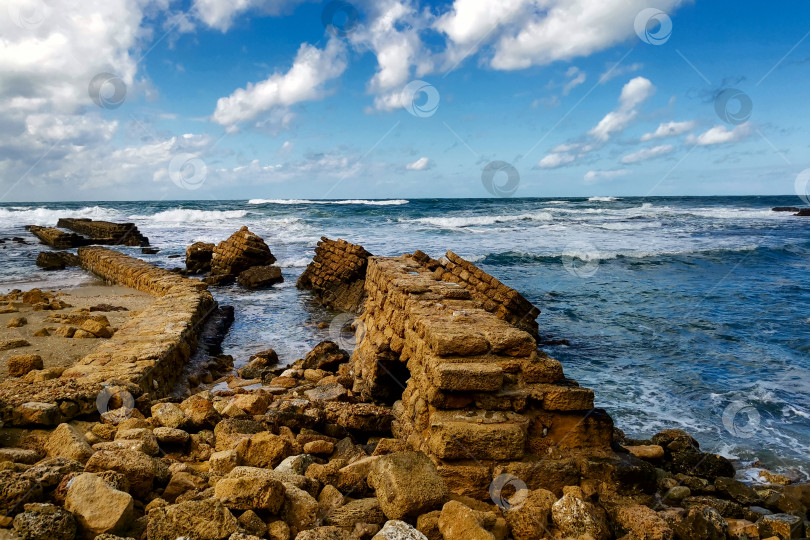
(297, 237, 372, 313)
(551, 494, 610, 540)
(146, 498, 237, 540)
(7, 355, 43, 377)
(12, 503, 76, 540)
(237, 265, 283, 289)
(281, 483, 319, 534)
(7, 316, 28, 328)
(293, 526, 353, 540)
(613, 504, 674, 540)
(153, 427, 190, 445)
(45, 423, 94, 463)
(0, 338, 30, 351)
(714, 476, 763, 506)
(57, 218, 149, 246)
(214, 467, 285, 513)
(502, 488, 556, 540)
(236, 431, 293, 468)
(0, 470, 43, 515)
(368, 451, 448, 521)
(85, 449, 158, 498)
(186, 242, 215, 274)
(27, 226, 85, 249)
(324, 498, 386, 529)
(36, 251, 79, 270)
(372, 520, 428, 540)
(210, 227, 276, 278)
(64, 473, 134, 537)
(757, 513, 803, 539)
(437, 501, 493, 540)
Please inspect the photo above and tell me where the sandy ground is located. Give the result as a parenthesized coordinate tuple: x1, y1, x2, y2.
(0, 281, 154, 381)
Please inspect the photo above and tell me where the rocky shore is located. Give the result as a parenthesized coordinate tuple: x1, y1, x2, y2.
(0, 225, 807, 540)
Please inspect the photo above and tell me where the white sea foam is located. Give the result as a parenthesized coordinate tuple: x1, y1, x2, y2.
(130, 209, 249, 222)
(247, 199, 409, 206)
(403, 212, 553, 228)
(588, 196, 620, 202)
(0, 206, 122, 226)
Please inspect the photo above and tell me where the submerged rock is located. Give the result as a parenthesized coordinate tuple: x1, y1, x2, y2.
(35, 251, 79, 271)
(237, 265, 283, 289)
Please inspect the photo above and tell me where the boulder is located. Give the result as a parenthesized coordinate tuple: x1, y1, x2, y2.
(7, 355, 43, 377)
(294, 526, 353, 540)
(64, 473, 134, 537)
(281, 482, 319, 534)
(185, 242, 215, 274)
(84, 449, 159, 499)
(45, 423, 94, 463)
(12, 503, 76, 540)
(502, 488, 556, 540)
(368, 451, 448, 521)
(437, 501, 493, 540)
(715, 477, 764, 506)
(550, 494, 610, 540)
(0, 338, 31, 351)
(146, 498, 237, 540)
(613, 504, 673, 540)
(373, 520, 428, 540)
(0, 469, 43, 515)
(79, 319, 114, 338)
(757, 513, 804, 538)
(7, 316, 28, 328)
(180, 394, 220, 429)
(210, 227, 276, 277)
(302, 341, 350, 372)
(150, 402, 188, 429)
(36, 251, 79, 271)
(324, 498, 386, 529)
(237, 265, 284, 289)
(153, 427, 190, 446)
(236, 431, 293, 468)
(662, 506, 726, 540)
(214, 467, 285, 513)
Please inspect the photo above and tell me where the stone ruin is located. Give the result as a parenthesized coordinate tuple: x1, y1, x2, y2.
(207, 226, 280, 287)
(351, 255, 613, 498)
(296, 237, 372, 312)
(25, 226, 86, 250)
(26, 219, 149, 249)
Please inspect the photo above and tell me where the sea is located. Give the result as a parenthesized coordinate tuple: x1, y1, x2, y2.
(1, 196, 808, 480)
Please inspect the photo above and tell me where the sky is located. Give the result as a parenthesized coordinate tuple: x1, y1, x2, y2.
(1, 0, 809, 201)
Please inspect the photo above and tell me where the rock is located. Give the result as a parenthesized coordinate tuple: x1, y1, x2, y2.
(186, 242, 215, 274)
(726, 518, 760, 540)
(0, 303, 19, 313)
(664, 485, 691, 503)
(613, 504, 673, 540)
(437, 501, 493, 540)
(79, 319, 114, 338)
(162, 471, 207, 503)
(150, 402, 187, 429)
(662, 505, 726, 540)
(303, 440, 334, 455)
(210, 227, 276, 277)
(7, 355, 43, 377)
(369, 452, 449, 521)
(249, 347, 279, 364)
(772, 207, 801, 212)
(7, 316, 28, 328)
(268, 520, 291, 540)
(0, 469, 43, 515)
(153, 427, 190, 445)
(84, 449, 158, 499)
(550, 493, 610, 540)
(146, 498, 238, 540)
(625, 444, 665, 460)
(304, 383, 349, 403)
(15, 402, 61, 425)
(682, 495, 744, 518)
(32, 328, 50, 337)
(230, 393, 271, 415)
(282, 483, 319, 534)
(209, 449, 241, 475)
(715, 477, 764, 506)
(757, 513, 804, 539)
(54, 326, 76, 338)
(373, 520, 428, 540)
(502, 488, 556, 540)
(21, 458, 84, 490)
(36, 251, 79, 270)
(276, 454, 316, 476)
(796, 208, 810, 216)
(45, 423, 94, 463)
(141, 247, 160, 254)
(237, 265, 283, 289)
(293, 526, 353, 540)
(324, 498, 386, 529)
(12, 503, 76, 540)
(759, 470, 792, 486)
(73, 329, 96, 339)
(64, 473, 134, 537)
(302, 341, 350, 372)
(236, 432, 293, 468)
(214, 467, 285, 513)
(114, 428, 160, 456)
(0, 338, 30, 351)
(237, 510, 267, 537)
(0, 448, 42, 464)
(180, 394, 221, 429)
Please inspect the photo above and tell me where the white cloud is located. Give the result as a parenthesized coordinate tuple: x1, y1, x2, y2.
(406, 157, 431, 170)
(584, 169, 629, 184)
(621, 144, 674, 164)
(562, 67, 586, 96)
(641, 120, 696, 141)
(686, 123, 753, 146)
(538, 153, 575, 169)
(212, 39, 347, 126)
(589, 77, 655, 141)
(193, 0, 306, 31)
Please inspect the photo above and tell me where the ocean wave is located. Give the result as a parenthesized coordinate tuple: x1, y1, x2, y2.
(481, 244, 762, 265)
(0, 206, 121, 226)
(588, 196, 620, 202)
(130, 209, 249, 222)
(402, 212, 553, 228)
(247, 199, 409, 206)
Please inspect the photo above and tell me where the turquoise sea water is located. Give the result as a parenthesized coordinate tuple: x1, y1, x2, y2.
(1, 196, 808, 479)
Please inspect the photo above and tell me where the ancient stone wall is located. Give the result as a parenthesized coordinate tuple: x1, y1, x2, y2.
(350, 255, 613, 498)
(415, 250, 540, 338)
(210, 226, 275, 277)
(297, 237, 372, 313)
(0, 248, 215, 426)
(26, 226, 86, 249)
(57, 218, 149, 247)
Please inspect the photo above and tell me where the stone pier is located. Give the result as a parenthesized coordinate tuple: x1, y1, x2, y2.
(56, 218, 149, 247)
(349, 255, 614, 498)
(25, 226, 86, 249)
(0, 248, 214, 426)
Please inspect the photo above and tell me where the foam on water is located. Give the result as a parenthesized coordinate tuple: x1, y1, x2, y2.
(247, 198, 409, 206)
(402, 212, 553, 228)
(130, 209, 250, 222)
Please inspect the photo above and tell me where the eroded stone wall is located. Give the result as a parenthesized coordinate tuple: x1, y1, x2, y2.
(349, 255, 613, 497)
(57, 218, 149, 247)
(210, 226, 276, 277)
(297, 237, 372, 313)
(26, 226, 86, 249)
(415, 250, 540, 338)
(0, 248, 215, 426)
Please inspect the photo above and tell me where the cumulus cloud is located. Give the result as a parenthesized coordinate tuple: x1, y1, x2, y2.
(620, 144, 674, 164)
(584, 169, 629, 184)
(640, 120, 696, 141)
(406, 157, 431, 170)
(212, 39, 347, 126)
(589, 77, 655, 141)
(686, 123, 753, 146)
(538, 153, 576, 169)
(193, 0, 306, 31)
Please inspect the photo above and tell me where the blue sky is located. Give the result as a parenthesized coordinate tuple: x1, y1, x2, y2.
(1, 0, 809, 200)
